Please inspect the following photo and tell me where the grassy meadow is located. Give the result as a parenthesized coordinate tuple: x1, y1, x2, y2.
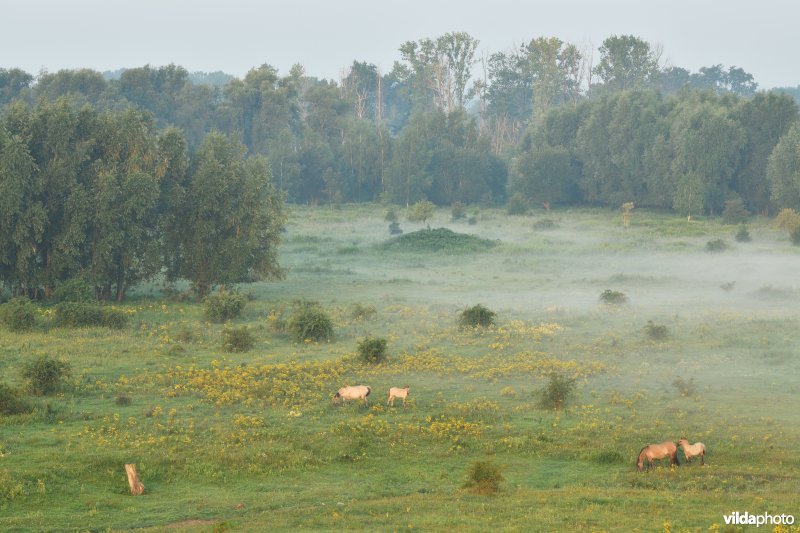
(2, 205, 800, 531)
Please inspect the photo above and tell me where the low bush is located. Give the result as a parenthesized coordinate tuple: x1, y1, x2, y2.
(506, 193, 528, 215)
(533, 218, 558, 230)
(538, 373, 575, 410)
(643, 320, 669, 341)
(52, 277, 94, 303)
(599, 289, 627, 306)
(0, 297, 36, 331)
(54, 303, 127, 329)
(451, 201, 466, 221)
(458, 304, 497, 328)
(286, 303, 334, 342)
(22, 356, 71, 395)
(0, 383, 30, 415)
(464, 460, 505, 494)
(384, 228, 495, 254)
(672, 377, 697, 397)
(357, 336, 388, 364)
(222, 325, 256, 353)
(388, 221, 403, 235)
(705, 239, 728, 253)
(115, 394, 132, 406)
(350, 303, 377, 320)
(735, 225, 752, 242)
(204, 291, 247, 322)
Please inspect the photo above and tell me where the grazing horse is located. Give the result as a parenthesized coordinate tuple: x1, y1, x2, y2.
(332, 385, 371, 406)
(637, 441, 680, 471)
(677, 438, 706, 465)
(387, 385, 410, 407)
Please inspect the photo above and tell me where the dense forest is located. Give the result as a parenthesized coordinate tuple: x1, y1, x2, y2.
(3, 32, 800, 297)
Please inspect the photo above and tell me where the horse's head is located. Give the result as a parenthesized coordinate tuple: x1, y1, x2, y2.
(677, 438, 687, 446)
(332, 392, 341, 403)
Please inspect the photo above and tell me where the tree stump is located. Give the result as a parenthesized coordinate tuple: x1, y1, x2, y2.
(125, 464, 145, 495)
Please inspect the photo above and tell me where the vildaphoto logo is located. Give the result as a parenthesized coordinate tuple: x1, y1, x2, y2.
(723, 511, 795, 527)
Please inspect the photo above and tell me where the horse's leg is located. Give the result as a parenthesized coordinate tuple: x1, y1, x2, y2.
(700, 452, 704, 465)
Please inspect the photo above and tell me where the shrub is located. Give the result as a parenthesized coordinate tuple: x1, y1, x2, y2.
(538, 373, 575, 410)
(52, 277, 94, 303)
(467, 216, 478, 225)
(222, 325, 256, 353)
(384, 228, 495, 254)
(705, 239, 728, 253)
(350, 303, 377, 321)
(22, 356, 71, 395)
(464, 460, 505, 494)
(776, 208, 800, 245)
(506, 193, 528, 215)
(388, 221, 403, 235)
(54, 303, 127, 329)
(599, 289, 627, 306)
(643, 320, 669, 341)
(735, 225, 751, 242)
(451, 201, 466, 221)
(357, 336, 388, 364)
(115, 394, 132, 406)
(286, 304, 334, 342)
(0, 383, 29, 415)
(458, 304, 496, 328)
(0, 297, 36, 331)
(407, 200, 436, 225)
(672, 377, 697, 397)
(204, 291, 247, 322)
(722, 198, 750, 224)
(533, 218, 557, 230)
(384, 207, 398, 223)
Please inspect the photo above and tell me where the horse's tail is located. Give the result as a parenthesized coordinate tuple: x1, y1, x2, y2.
(365, 386, 371, 397)
(636, 446, 648, 470)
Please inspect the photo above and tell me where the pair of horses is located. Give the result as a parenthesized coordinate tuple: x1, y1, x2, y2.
(636, 438, 706, 471)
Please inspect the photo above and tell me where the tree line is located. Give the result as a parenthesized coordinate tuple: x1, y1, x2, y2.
(4, 32, 800, 298)
(0, 100, 284, 300)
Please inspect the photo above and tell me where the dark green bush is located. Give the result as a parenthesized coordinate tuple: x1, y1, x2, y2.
(384, 228, 496, 254)
(388, 221, 403, 235)
(458, 304, 496, 328)
(52, 277, 94, 303)
(0, 297, 36, 331)
(286, 304, 334, 342)
(222, 325, 256, 353)
(464, 460, 505, 494)
(735, 225, 751, 242)
(54, 303, 127, 329)
(115, 394, 132, 406)
(22, 356, 71, 395)
(0, 383, 30, 415)
(538, 373, 576, 410)
(599, 289, 627, 306)
(204, 291, 247, 322)
(705, 239, 728, 253)
(357, 336, 388, 364)
(384, 207, 398, 223)
(643, 320, 669, 341)
(672, 377, 697, 397)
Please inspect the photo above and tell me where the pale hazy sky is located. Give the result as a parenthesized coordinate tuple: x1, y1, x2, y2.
(2, 0, 797, 89)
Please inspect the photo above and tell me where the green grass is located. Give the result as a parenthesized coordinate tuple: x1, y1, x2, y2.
(1, 204, 799, 531)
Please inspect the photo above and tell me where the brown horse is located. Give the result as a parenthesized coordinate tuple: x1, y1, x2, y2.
(636, 441, 680, 471)
(677, 438, 706, 465)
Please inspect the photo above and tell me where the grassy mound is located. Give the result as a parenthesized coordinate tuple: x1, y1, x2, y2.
(382, 228, 496, 253)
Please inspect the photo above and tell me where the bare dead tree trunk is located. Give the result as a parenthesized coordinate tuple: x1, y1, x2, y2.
(125, 464, 145, 495)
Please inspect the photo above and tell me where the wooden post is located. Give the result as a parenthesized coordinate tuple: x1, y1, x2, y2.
(125, 464, 145, 495)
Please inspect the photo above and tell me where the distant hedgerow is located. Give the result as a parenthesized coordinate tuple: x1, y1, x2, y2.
(54, 303, 127, 329)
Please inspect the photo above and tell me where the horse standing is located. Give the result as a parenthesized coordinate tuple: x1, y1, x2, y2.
(332, 385, 372, 406)
(636, 441, 680, 471)
(387, 385, 410, 407)
(677, 438, 706, 465)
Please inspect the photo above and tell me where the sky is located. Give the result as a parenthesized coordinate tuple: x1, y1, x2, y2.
(2, 0, 797, 89)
